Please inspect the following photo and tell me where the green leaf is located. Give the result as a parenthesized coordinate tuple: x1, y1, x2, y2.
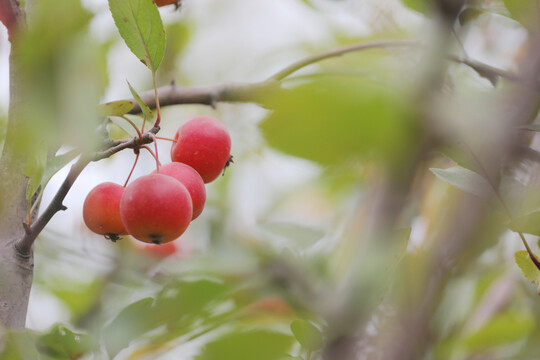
(36, 324, 96, 359)
(259, 220, 325, 250)
(108, 0, 166, 71)
(401, 0, 432, 13)
(514, 250, 540, 284)
(128, 81, 153, 121)
(103, 297, 157, 358)
(16, 0, 106, 154)
(157, 22, 192, 84)
(430, 167, 492, 198)
(48, 278, 103, 320)
(153, 278, 231, 320)
(260, 76, 415, 166)
(465, 311, 535, 350)
(196, 329, 294, 360)
(99, 100, 135, 117)
(0, 330, 39, 360)
(503, 0, 538, 29)
(41, 151, 80, 191)
(508, 210, 540, 236)
(290, 319, 324, 351)
(458, 7, 483, 26)
(24, 141, 48, 202)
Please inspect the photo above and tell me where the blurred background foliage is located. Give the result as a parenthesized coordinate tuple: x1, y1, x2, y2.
(2, 0, 540, 359)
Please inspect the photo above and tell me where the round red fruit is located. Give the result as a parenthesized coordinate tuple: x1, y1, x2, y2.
(142, 241, 178, 259)
(120, 174, 193, 244)
(83, 182, 127, 239)
(170, 116, 231, 183)
(153, 163, 206, 220)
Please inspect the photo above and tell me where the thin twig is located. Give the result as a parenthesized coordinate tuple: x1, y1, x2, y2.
(15, 156, 91, 255)
(268, 40, 419, 81)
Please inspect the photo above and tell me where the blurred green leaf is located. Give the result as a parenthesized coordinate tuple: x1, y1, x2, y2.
(36, 324, 96, 360)
(49, 278, 103, 320)
(103, 297, 157, 358)
(259, 220, 325, 250)
(195, 329, 294, 360)
(509, 210, 540, 236)
(99, 100, 135, 117)
(0, 330, 39, 360)
(24, 141, 47, 203)
(153, 277, 232, 320)
(260, 76, 415, 166)
(515, 250, 540, 284)
(108, 0, 166, 71)
(128, 81, 153, 121)
(157, 21, 192, 84)
(458, 7, 484, 26)
(430, 167, 492, 198)
(503, 0, 537, 29)
(16, 0, 105, 153)
(465, 311, 535, 350)
(401, 0, 432, 13)
(290, 319, 324, 351)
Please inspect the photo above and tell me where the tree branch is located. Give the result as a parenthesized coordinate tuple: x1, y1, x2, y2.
(15, 156, 90, 255)
(127, 81, 279, 114)
(123, 40, 535, 115)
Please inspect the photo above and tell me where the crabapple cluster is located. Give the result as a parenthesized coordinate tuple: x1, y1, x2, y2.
(83, 116, 231, 246)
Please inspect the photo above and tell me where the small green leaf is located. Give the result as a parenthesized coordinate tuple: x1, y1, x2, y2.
(128, 81, 153, 121)
(41, 150, 80, 190)
(108, 0, 166, 71)
(36, 324, 96, 359)
(430, 167, 492, 198)
(99, 100, 135, 117)
(24, 141, 48, 202)
(196, 329, 294, 360)
(290, 319, 324, 351)
(514, 250, 540, 284)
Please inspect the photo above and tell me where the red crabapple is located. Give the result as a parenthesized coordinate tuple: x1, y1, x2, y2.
(170, 116, 231, 183)
(142, 241, 178, 258)
(153, 162, 206, 220)
(83, 182, 127, 240)
(153, 0, 180, 7)
(120, 174, 192, 244)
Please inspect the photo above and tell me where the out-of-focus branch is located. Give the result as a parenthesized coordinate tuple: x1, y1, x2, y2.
(125, 41, 533, 114)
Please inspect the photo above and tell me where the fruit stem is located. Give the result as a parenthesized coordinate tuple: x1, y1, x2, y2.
(155, 136, 176, 143)
(141, 143, 161, 171)
(124, 150, 140, 188)
(120, 115, 143, 139)
(148, 133, 161, 172)
(151, 66, 162, 128)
